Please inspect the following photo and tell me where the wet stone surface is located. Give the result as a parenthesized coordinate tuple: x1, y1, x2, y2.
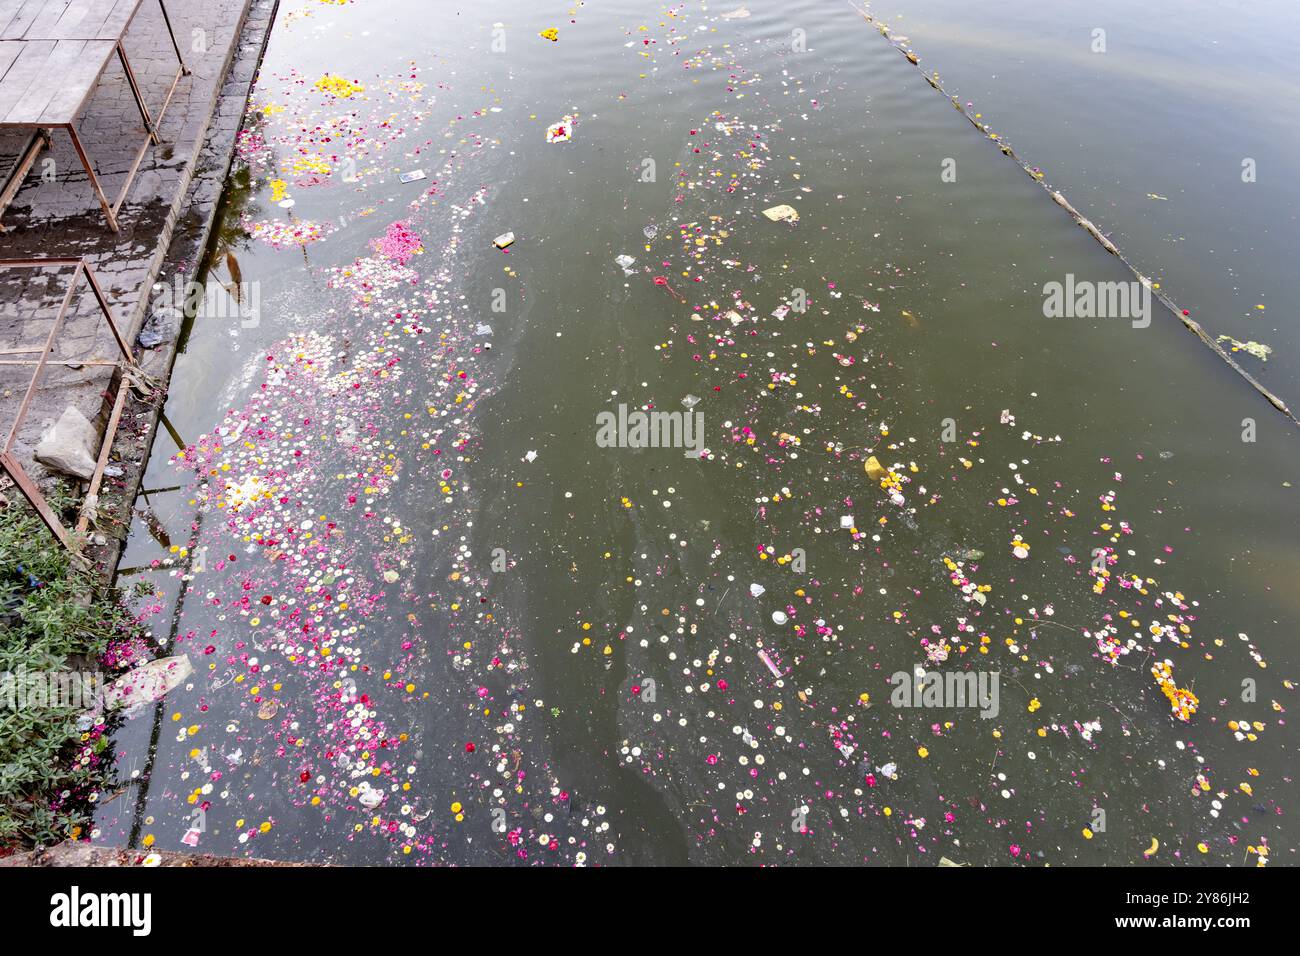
(0, 0, 254, 489)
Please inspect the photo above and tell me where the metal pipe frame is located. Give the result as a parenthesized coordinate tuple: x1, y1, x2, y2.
(0, 257, 141, 555)
(0, 130, 50, 231)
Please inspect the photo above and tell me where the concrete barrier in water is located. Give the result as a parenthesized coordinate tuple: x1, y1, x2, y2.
(846, 0, 1298, 426)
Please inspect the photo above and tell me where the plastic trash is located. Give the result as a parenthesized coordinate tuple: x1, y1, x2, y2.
(99, 655, 194, 717)
(762, 204, 799, 222)
(35, 407, 99, 479)
(137, 309, 178, 349)
(758, 650, 782, 677)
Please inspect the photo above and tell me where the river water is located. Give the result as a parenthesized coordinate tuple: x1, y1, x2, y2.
(93, 0, 1297, 866)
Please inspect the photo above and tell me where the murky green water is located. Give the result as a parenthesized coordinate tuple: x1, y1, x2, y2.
(95, 0, 1297, 866)
(869, 0, 1300, 404)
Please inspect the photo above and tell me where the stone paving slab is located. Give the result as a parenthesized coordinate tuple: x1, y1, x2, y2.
(0, 0, 255, 495)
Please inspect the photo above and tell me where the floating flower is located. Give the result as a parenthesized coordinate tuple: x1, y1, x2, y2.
(372, 220, 424, 265)
(1151, 659, 1199, 721)
(244, 217, 332, 249)
(314, 74, 365, 99)
(546, 115, 574, 143)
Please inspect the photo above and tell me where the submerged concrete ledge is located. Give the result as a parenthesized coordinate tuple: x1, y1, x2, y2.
(847, 0, 1298, 427)
(0, 840, 320, 867)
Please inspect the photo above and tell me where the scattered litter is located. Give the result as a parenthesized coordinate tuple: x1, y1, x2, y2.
(1217, 335, 1272, 361)
(137, 308, 179, 349)
(99, 655, 194, 717)
(546, 116, 574, 143)
(35, 407, 99, 479)
(762, 204, 799, 222)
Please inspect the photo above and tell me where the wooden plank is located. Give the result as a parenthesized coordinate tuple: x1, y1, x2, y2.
(0, 39, 22, 78)
(9, 0, 137, 41)
(0, 0, 47, 39)
(93, 0, 137, 41)
(54, 0, 116, 38)
(2, 38, 87, 122)
(35, 37, 110, 122)
(0, 0, 30, 37)
(38, 0, 120, 39)
(0, 38, 53, 121)
(27, 1, 76, 38)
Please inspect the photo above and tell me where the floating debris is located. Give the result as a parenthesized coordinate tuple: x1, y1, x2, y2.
(100, 656, 194, 717)
(761, 203, 799, 222)
(546, 115, 575, 143)
(1217, 335, 1272, 362)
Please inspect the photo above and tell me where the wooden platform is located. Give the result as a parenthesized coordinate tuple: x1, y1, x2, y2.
(1, 0, 142, 40)
(0, 0, 187, 230)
